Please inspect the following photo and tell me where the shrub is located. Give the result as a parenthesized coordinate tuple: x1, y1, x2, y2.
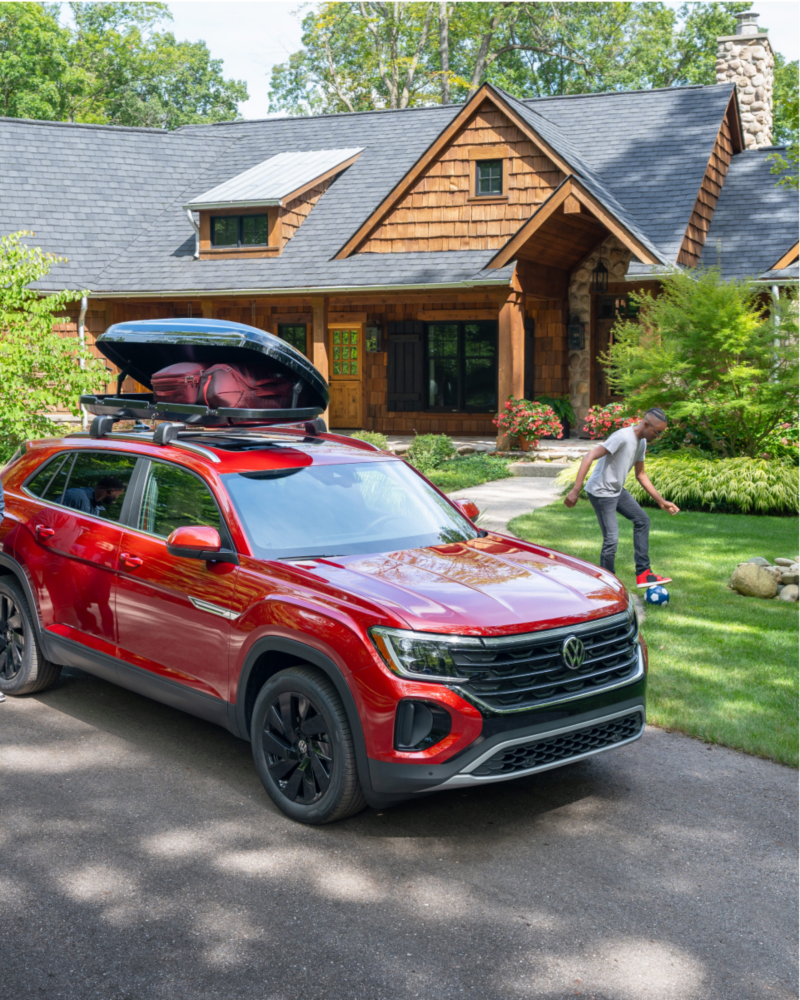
(350, 430, 389, 450)
(556, 453, 799, 516)
(407, 433, 456, 473)
(583, 403, 640, 439)
(603, 268, 798, 458)
(426, 454, 512, 492)
(494, 397, 562, 446)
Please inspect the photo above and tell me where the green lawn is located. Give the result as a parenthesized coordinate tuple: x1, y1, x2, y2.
(509, 501, 799, 767)
(427, 454, 512, 493)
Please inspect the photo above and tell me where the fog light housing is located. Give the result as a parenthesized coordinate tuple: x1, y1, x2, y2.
(394, 700, 452, 752)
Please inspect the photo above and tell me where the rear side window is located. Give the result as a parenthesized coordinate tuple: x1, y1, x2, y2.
(138, 461, 222, 538)
(26, 451, 137, 523)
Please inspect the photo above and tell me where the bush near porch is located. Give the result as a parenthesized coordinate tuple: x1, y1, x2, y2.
(509, 501, 799, 767)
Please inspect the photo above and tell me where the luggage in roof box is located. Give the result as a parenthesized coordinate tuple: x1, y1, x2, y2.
(81, 318, 329, 426)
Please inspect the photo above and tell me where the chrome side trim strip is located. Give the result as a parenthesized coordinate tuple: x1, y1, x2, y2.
(435, 705, 646, 791)
(189, 596, 240, 620)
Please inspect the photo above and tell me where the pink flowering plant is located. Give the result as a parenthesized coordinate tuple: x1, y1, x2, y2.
(583, 403, 641, 440)
(494, 397, 562, 447)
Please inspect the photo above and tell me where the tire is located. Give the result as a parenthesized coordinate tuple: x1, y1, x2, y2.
(0, 578, 61, 696)
(251, 666, 366, 825)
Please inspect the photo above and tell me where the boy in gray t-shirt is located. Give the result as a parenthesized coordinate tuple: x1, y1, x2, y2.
(565, 408, 680, 587)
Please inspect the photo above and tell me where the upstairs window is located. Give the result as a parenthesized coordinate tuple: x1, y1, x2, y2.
(476, 159, 502, 197)
(211, 214, 269, 248)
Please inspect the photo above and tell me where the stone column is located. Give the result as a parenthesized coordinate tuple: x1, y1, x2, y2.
(567, 235, 632, 432)
(716, 12, 774, 149)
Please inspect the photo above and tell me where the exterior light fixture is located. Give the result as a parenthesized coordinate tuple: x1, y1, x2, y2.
(592, 261, 609, 292)
(366, 325, 382, 352)
(567, 318, 585, 350)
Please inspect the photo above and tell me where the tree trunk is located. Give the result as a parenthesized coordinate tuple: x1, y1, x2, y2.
(438, 1, 450, 104)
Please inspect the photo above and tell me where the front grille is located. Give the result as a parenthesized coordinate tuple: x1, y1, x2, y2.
(451, 612, 639, 712)
(472, 712, 643, 777)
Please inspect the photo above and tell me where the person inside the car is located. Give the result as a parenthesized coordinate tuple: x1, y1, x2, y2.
(62, 476, 125, 517)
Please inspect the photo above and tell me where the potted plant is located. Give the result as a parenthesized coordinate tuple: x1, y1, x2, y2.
(583, 403, 641, 440)
(494, 397, 563, 451)
(536, 394, 577, 439)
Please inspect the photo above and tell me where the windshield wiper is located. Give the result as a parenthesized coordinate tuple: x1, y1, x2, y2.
(278, 554, 343, 561)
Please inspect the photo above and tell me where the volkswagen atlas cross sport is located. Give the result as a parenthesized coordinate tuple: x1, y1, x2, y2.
(0, 320, 646, 825)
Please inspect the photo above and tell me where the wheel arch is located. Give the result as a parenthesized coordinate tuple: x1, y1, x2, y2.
(232, 636, 374, 798)
(0, 553, 48, 648)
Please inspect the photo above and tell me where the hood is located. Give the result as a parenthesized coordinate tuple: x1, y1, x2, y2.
(309, 535, 628, 634)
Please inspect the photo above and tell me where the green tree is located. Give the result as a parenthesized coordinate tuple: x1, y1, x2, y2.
(0, 232, 106, 460)
(602, 268, 799, 459)
(0, 2, 247, 128)
(268, 1, 754, 114)
(771, 54, 799, 190)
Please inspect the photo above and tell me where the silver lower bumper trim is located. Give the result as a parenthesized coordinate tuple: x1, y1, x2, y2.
(436, 701, 646, 791)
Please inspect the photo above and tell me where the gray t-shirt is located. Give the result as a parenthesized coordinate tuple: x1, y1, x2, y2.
(585, 426, 646, 498)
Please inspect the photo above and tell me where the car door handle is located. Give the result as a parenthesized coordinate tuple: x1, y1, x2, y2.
(35, 525, 55, 539)
(120, 553, 144, 570)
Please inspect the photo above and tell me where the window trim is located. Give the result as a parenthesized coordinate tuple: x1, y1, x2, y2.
(424, 320, 498, 414)
(125, 457, 235, 550)
(210, 212, 270, 248)
(22, 450, 141, 526)
(474, 158, 504, 198)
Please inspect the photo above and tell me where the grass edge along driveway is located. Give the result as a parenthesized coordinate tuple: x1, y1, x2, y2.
(509, 501, 799, 768)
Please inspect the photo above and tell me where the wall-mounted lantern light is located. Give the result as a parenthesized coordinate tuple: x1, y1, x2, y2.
(567, 317, 585, 350)
(592, 261, 609, 293)
(365, 325, 382, 352)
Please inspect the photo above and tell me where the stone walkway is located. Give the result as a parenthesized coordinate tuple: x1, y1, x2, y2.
(448, 475, 563, 533)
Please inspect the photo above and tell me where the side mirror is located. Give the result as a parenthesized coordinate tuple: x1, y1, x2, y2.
(453, 499, 480, 522)
(166, 525, 239, 564)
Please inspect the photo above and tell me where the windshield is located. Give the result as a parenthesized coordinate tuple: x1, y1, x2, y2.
(222, 460, 478, 560)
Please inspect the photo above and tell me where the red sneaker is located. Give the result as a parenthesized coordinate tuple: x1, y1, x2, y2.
(637, 570, 672, 588)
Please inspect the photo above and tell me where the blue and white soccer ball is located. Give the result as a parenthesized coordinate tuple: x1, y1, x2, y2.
(645, 585, 670, 606)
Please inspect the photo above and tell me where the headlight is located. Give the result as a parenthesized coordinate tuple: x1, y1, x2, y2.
(369, 626, 482, 683)
(628, 594, 640, 638)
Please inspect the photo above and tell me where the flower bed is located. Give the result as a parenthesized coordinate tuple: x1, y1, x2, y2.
(583, 403, 640, 439)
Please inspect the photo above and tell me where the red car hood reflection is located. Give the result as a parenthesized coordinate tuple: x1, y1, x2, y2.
(309, 535, 627, 634)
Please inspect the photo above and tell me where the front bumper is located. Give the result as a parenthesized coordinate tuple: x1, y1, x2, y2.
(364, 646, 646, 805)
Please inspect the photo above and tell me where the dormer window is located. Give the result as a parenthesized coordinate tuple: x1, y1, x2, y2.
(185, 146, 362, 260)
(476, 159, 503, 196)
(211, 214, 269, 247)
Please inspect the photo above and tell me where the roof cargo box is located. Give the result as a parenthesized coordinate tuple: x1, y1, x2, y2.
(81, 318, 329, 426)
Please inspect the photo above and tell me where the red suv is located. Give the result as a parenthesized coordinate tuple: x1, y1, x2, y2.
(0, 321, 646, 824)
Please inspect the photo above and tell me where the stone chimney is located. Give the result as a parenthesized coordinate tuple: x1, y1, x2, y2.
(716, 11, 774, 149)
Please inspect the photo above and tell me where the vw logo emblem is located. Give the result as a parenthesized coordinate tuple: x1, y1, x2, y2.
(561, 635, 586, 671)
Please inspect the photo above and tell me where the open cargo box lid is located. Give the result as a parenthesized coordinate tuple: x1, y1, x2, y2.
(82, 318, 329, 425)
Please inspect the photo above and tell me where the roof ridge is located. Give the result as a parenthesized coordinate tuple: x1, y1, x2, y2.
(522, 83, 729, 105)
(0, 115, 172, 134)
(176, 102, 459, 130)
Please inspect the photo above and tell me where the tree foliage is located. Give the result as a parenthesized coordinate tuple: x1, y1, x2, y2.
(771, 54, 799, 190)
(0, 232, 106, 459)
(0, 2, 247, 128)
(602, 268, 799, 460)
(269, 1, 756, 115)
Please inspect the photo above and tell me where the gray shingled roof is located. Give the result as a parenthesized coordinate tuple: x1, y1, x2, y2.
(0, 83, 794, 295)
(699, 147, 799, 279)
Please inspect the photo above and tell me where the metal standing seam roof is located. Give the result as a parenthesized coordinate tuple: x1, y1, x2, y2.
(184, 147, 363, 210)
(0, 83, 795, 296)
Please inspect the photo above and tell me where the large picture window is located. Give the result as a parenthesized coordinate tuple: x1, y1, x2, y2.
(211, 214, 269, 247)
(426, 321, 497, 412)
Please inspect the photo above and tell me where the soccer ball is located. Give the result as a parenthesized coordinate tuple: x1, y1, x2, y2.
(645, 585, 670, 606)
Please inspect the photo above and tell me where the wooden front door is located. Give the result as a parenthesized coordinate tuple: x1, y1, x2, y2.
(328, 325, 364, 428)
(592, 295, 634, 407)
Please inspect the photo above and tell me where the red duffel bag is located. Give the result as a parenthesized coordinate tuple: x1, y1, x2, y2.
(200, 364, 295, 410)
(151, 362, 205, 405)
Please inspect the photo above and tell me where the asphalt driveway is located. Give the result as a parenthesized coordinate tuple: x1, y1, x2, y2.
(0, 667, 796, 1000)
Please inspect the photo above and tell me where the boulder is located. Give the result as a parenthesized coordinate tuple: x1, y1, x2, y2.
(778, 584, 799, 603)
(780, 570, 799, 586)
(746, 557, 771, 567)
(457, 445, 476, 455)
(774, 558, 794, 567)
(730, 563, 778, 599)
(393, 444, 409, 455)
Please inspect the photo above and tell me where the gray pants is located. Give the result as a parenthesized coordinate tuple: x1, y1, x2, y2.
(587, 488, 650, 576)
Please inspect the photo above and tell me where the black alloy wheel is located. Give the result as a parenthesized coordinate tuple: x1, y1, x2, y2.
(250, 666, 366, 824)
(263, 692, 333, 805)
(0, 578, 61, 696)
(0, 592, 25, 683)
